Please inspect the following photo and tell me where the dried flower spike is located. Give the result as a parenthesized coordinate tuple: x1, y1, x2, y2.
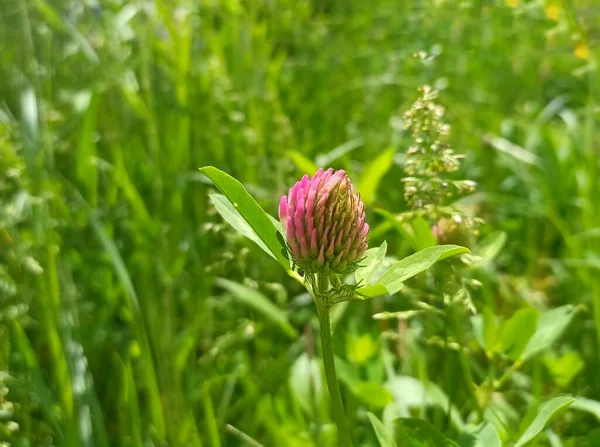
(279, 168, 369, 274)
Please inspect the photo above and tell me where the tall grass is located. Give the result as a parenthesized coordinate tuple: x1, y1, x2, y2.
(0, 0, 598, 445)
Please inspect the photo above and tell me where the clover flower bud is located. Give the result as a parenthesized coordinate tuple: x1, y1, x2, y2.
(279, 168, 368, 274)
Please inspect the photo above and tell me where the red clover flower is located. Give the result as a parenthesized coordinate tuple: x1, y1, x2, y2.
(279, 168, 368, 275)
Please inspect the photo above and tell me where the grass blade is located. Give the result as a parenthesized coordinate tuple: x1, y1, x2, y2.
(215, 278, 297, 339)
(515, 397, 575, 447)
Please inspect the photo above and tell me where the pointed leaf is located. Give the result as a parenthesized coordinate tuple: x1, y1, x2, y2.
(483, 306, 500, 353)
(335, 357, 393, 409)
(476, 231, 507, 262)
(471, 307, 500, 353)
(474, 424, 502, 447)
(201, 166, 290, 271)
(347, 334, 378, 365)
(543, 352, 584, 387)
(352, 382, 394, 409)
(356, 284, 389, 298)
(288, 151, 318, 175)
(497, 308, 538, 361)
(355, 241, 387, 285)
(368, 412, 396, 447)
(570, 397, 600, 422)
(458, 423, 501, 447)
(359, 147, 395, 205)
(210, 194, 276, 261)
(387, 376, 464, 431)
(316, 137, 364, 166)
(375, 209, 417, 249)
(470, 314, 486, 351)
(521, 305, 578, 360)
(395, 418, 459, 447)
(514, 396, 575, 447)
(289, 353, 327, 416)
(409, 217, 436, 250)
(358, 245, 469, 297)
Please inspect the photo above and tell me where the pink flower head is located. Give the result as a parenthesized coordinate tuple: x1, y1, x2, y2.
(279, 168, 369, 273)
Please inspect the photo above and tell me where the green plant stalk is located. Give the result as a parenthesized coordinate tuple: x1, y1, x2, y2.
(315, 275, 353, 447)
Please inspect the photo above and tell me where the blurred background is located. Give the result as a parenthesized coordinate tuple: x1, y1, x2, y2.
(1, 0, 599, 446)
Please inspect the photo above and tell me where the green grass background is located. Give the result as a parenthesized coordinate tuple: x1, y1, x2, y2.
(0, 0, 599, 445)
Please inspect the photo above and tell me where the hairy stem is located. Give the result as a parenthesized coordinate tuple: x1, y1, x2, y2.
(315, 276, 353, 446)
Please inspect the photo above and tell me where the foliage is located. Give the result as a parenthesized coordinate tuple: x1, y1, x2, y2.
(0, 0, 599, 445)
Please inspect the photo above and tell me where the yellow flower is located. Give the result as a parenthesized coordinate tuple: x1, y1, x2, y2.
(575, 42, 590, 60)
(544, 4, 562, 21)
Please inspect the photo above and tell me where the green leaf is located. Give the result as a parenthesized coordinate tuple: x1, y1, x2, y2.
(352, 382, 394, 409)
(488, 135, 540, 166)
(368, 412, 396, 447)
(497, 308, 538, 361)
(477, 424, 502, 447)
(288, 151, 318, 175)
(347, 333, 378, 365)
(514, 396, 575, 447)
(76, 91, 99, 208)
(200, 166, 290, 272)
(210, 194, 277, 261)
(571, 397, 600, 422)
(395, 418, 459, 447)
(476, 231, 507, 262)
(387, 376, 464, 431)
(377, 245, 468, 294)
(483, 306, 500, 353)
(356, 284, 390, 298)
(289, 353, 327, 416)
(472, 307, 500, 353)
(470, 314, 486, 351)
(521, 305, 578, 361)
(358, 245, 469, 297)
(316, 137, 364, 166)
(473, 424, 501, 447)
(375, 209, 417, 249)
(335, 356, 393, 409)
(545, 429, 562, 447)
(458, 423, 501, 447)
(409, 217, 436, 250)
(359, 147, 395, 205)
(215, 278, 297, 339)
(355, 241, 387, 285)
(543, 351, 584, 387)
(202, 383, 221, 447)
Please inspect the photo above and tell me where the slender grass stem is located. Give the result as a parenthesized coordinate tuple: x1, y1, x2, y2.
(225, 424, 264, 447)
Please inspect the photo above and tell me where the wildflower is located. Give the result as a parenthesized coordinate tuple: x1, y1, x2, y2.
(279, 168, 368, 274)
(574, 42, 589, 61)
(544, 4, 562, 21)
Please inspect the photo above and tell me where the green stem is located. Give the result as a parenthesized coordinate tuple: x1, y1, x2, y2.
(315, 301, 353, 446)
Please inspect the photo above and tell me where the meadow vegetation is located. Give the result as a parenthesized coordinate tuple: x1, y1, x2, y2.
(0, 0, 599, 445)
